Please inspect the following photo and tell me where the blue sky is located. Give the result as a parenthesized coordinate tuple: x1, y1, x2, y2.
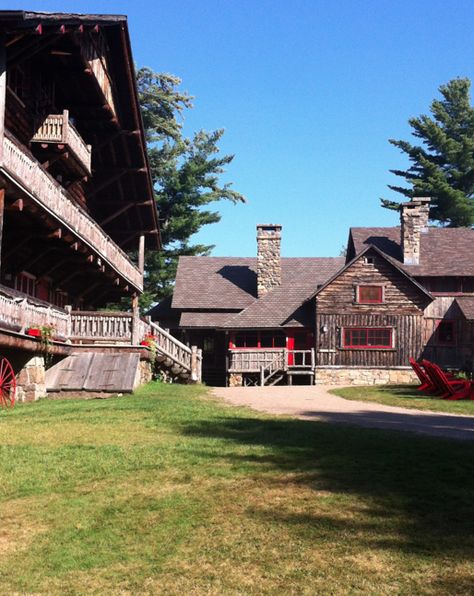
(6, 1, 474, 257)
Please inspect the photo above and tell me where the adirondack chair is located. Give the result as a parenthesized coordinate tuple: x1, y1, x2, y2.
(409, 358, 436, 393)
(422, 360, 473, 400)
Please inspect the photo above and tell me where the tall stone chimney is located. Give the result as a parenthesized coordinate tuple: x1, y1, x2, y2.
(257, 224, 282, 297)
(400, 197, 430, 265)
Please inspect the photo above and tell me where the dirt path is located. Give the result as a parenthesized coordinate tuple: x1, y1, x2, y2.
(211, 385, 474, 441)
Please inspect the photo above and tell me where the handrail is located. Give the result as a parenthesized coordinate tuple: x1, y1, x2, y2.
(1, 132, 142, 291)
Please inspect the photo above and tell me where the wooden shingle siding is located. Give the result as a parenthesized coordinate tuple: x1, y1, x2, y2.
(316, 252, 428, 315)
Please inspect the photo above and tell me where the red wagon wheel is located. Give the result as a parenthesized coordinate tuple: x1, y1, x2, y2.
(0, 357, 16, 408)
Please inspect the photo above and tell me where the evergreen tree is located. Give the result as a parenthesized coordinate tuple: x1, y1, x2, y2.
(381, 78, 474, 226)
(137, 68, 246, 308)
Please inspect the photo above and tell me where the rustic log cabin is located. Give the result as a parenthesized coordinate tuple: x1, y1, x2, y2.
(0, 11, 201, 402)
(152, 197, 474, 387)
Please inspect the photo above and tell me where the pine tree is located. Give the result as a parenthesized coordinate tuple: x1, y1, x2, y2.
(381, 78, 474, 226)
(137, 68, 246, 308)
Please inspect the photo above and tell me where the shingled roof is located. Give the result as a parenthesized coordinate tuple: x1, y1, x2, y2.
(170, 255, 344, 328)
(349, 226, 474, 276)
(455, 297, 474, 321)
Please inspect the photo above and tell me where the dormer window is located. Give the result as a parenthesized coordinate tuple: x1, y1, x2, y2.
(356, 285, 383, 304)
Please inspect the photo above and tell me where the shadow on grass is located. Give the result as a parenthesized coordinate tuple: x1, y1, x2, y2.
(182, 414, 474, 565)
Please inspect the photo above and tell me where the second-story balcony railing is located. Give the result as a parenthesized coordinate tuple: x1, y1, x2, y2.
(31, 110, 92, 175)
(1, 132, 143, 292)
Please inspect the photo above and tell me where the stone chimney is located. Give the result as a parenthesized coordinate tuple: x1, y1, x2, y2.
(400, 197, 430, 265)
(257, 224, 282, 297)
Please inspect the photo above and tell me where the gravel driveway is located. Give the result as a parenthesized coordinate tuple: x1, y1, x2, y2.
(212, 385, 474, 441)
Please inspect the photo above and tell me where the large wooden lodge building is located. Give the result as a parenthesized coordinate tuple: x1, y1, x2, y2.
(152, 198, 474, 387)
(0, 10, 201, 401)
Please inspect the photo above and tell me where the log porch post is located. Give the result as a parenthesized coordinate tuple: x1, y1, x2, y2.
(138, 234, 145, 275)
(0, 39, 5, 164)
(131, 294, 140, 345)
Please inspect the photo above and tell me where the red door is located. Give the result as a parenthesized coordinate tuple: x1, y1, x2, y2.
(287, 336, 295, 365)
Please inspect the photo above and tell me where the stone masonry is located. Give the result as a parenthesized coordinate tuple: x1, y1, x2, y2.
(315, 366, 417, 386)
(16, 355, 47, 402)
(401, 197, 430, 265)
(257, 224, 282, 297)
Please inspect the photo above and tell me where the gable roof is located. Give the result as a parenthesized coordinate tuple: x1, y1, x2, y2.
(172, 256, 344, 312)
(455, 297, 474, 321)
(309, 245, 433, 302)
(349, 227, 474, 276)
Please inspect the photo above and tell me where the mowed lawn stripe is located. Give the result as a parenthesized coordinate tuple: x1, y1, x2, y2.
(0, 383, 473, 594)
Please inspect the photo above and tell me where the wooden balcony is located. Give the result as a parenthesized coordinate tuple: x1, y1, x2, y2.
(1, 133, 143, 292)
(0, 290, 202, 381)
(0, 285, 69, 339)
(31, 110, 92, 175)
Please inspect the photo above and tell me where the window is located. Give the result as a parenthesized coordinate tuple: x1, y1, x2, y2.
(14, 272, 36, 297)
(231, 331, 286, 349)
(343, 327, 393, 349)
(435, 320, 455, 345)
(357, 285, 383, 303)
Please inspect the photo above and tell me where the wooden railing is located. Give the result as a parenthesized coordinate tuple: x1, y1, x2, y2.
(32, 110, 92, 174)
(229, 349, 287, 373)
(1, 133, 143, 291)
(229, 348, 315, 373)
(70, 311, 132, 343)
(0, 290, 201, 382)
(0, 286, 69, 339)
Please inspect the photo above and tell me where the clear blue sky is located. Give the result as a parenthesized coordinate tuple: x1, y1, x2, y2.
(7, 1, 474, 257)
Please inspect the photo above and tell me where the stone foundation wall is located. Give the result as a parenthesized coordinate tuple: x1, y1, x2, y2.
(315, 366, 417, 386)
(16, 356, 46, 402)
(134, 360, 153, 389)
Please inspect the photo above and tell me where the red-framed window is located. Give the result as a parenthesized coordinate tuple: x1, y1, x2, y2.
(343, 327, 393, 349)
(356, 285, 383, 304)
(230, 331, 287, 349)
(435, 320, 455, 345)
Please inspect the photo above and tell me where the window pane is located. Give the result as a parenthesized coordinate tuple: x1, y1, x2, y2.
(344, 327, 392, 348)
(358, 286, 382, 303)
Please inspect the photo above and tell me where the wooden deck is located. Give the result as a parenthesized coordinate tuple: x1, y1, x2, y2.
(0, 286, 202, 382)
(228, 348, 315, 386)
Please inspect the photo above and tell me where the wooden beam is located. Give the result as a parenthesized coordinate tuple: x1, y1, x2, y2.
(4, 235, 33, 259)
(90, 170, 127, 195)
(6, 198, 24, 211)
(47, 228, 62, 239)
(99, 203, 133, 226)
(138, 234, 145, 275)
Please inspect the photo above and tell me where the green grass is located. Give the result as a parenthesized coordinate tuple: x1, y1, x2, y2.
(331, 384, 474, 415)
(1, 383, 474, 594)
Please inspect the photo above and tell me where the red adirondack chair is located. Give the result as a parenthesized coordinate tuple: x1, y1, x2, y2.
(422, 360, 473, 400)
(409, 357, 437, 393)
(409, 358, 437, 394)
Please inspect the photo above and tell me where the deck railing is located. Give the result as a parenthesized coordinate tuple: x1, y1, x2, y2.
(1, 133, 143, 291)
(229, 348, 315, 373)
(229, 349, 287, 373)
(70, 311, 132, 343)
(32, 110, 92, 174)
(0, 288, 201, 381)
(0, 285, 69, 339)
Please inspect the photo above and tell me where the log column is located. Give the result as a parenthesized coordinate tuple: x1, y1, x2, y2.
(0, 40, 5, 163)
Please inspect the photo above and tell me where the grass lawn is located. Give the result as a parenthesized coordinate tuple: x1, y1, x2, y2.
(1, 384, 474, 594)
(331, 384, 474, 415)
